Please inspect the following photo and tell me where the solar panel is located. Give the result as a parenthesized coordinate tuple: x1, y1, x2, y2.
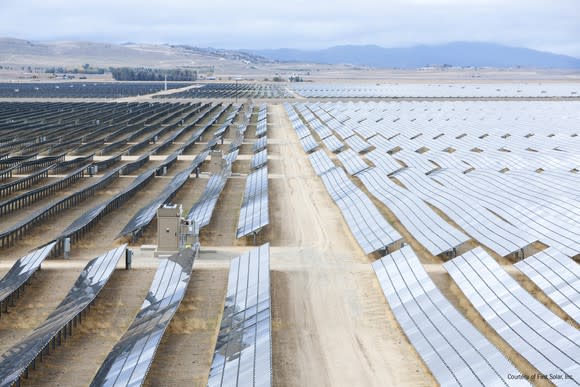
(0, 242, 56, 307)
(307, 150, 335, 176)
(319, 167, 401, 254)
(117, 147, 210, 238)
(90, 246, 198, 387)
(336, 149, 370, 175)
(372, 246, 527, 386)
(434, 170, 580, 256)
(59, 167, 157, 243)
(253, 136, 268, 153)
(187, 165, 231, 228)
(0, 245, 126, 385)
(208, 243, 271, 387)
(250, 149, 268, 170)
(444, 248, 580, 384)
(291, 83, 580, 98)
(344, 135, 372, 153)
(321, 135, 345, 153)
(394, 168, 538, 257)
(237, 167, 269, 238)
(364, 149, 405, 175)
(357, 168, 469, 255)
(514, 247, 580, 324)
(299, 134, 319, 153)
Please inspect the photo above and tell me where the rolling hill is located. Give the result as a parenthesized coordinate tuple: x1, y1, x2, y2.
(249, 42, 580, 69)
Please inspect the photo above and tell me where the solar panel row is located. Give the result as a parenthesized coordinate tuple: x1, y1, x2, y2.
(357, 168, 470, 256)
(372, 246, 527, 386)
(444, 248, 580, 386)
(319, 167, 402, 254)
(208, 243, 272, 387)
(0, 245, 127, 386)
(90, 246, 199, 387)
(0, 242, 56, 316)
(514, 248, 580, 324)
(237, 167, 269, 239)
(291, 83, 580, 98)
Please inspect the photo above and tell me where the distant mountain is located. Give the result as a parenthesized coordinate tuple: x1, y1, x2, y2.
(248, 42, 580, 69)
(0, 37, 271, 70)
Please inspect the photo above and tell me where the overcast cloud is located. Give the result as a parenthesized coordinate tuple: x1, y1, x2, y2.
(0, 0, 579, 56)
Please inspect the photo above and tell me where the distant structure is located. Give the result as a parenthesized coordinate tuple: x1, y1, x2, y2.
(164, 74, 167, 91)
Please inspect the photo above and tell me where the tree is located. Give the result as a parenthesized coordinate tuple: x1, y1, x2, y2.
(83, 63, 90, 71)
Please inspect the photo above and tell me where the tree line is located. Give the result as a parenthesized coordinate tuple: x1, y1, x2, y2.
(111, 67, 197, 81)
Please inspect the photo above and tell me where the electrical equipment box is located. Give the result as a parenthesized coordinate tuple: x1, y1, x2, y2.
(156, 204, 182, 255)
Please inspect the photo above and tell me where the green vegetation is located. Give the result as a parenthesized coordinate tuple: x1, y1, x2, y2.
(45, 65, 106, 74)
(111, 67, 197, 81)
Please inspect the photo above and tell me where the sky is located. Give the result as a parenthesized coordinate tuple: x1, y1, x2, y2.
(0, 0, 579, 57)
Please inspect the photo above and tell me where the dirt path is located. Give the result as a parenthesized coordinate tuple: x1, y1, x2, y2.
(267, 104, 434, 387)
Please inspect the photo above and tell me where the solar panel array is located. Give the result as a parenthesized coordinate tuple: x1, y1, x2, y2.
(357, 168, 469, 255)
(321, 135, 345, 153)
(57, 165, 157, 245)
(253, 136, 268, 153)
(187, 160, 233, 228)
(250, 149, 268, 170)
(344, 135, 372, 153)
(0, 82, 190, 98)
(0, 242, 56, 313)
(118, 103, 249, 239)
(394, 168, 539, 257)
(160, 83, 292, 99)
(255, 105, 268, 137)
(291, 83, 580, 98)
(307, 150, 335, 176)
(336, 149, 370, 175)
(514, 247, 580, 324)
(0, 245, 126, 386)
(0, 100, 228, 249)
(284, 104, 310, 139)
(298, 135, 319, 153)
(288, 100, 580, 258)
(90, 246, 199, 387)
(208, 243, 272, 387)
(444, 248, 580, 385)
(372, 246, 526, 386)
(237, 167, 269, 239)
(319, 167, 402, 254)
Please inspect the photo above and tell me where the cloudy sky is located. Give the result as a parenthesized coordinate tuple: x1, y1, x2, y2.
(1, 0, 579, 56)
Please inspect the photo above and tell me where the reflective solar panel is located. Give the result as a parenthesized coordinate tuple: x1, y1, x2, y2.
(514, 247, 580, 324)
(0, 245, 126, 386)
(253, 136, 268, 153)
(187, 160, 233, 228)
(321, 135, 345, 153)
(344, 135, 372, 153)
(90, 246, 198, 387)
(307, 150, 335, 176)
(299, 134, 319, 153)
(372, 246, 527, 387)
(237, 167, 269, 238)
(250, 149, 268, 170)
(444, 248, 580, 385)
(0, 242, 56, 304)
(208, 243, 271, 387)
(319, 167, 401, 253)
(336, 149, 370, 175)
(119, 147, 211, 238)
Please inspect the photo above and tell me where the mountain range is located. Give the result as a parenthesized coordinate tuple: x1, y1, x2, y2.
(1, 38, 579, 70)
(248, 42, 580, 69)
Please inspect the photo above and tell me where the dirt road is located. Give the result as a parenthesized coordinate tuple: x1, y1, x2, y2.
(267, 104, 434, 387)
